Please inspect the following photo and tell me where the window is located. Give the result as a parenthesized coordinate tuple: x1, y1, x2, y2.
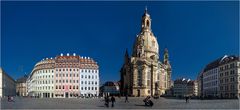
(66, 74, 68, 77)
(59, 86, 61, 89)
(73, 86, 75, 89)
(56, 80, 58, 83)
(85, 81, 87, 84)
(95, 87, 97, 90)
(89, 75, 91, 79)
(56, 74, 58, 77)
(81, 81, 83, 84)
(56, 86, 58, 89)
(76, 86, 78, 89)
(81, 87, 83, 90)
(70, 86, 72, 89)
(63, 86, 64, 89)
(81, 75, 83, 78)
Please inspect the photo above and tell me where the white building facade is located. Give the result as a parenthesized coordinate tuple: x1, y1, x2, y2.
(219, 55, 240, 98)
(203, 67, 219, 97)
(0, 67, 16, 98)
(27, 53, 99, 98)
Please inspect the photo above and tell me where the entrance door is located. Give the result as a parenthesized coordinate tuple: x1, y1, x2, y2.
(65, 92, 69, 98)
(137, 90, 140, 97)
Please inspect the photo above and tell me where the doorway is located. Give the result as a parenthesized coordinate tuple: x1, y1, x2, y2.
(137, 90, 140, 97)
(65, 92, 69, 98)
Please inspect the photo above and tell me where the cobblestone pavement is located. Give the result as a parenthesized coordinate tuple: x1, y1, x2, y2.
(1, 97, 239, 109)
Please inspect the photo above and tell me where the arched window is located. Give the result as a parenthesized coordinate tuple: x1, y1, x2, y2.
(146, 20, 150, 27)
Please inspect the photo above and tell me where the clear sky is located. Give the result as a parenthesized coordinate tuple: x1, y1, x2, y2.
(1, 1, 239, 84)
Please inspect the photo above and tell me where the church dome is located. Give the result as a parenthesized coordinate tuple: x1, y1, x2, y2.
(132, 8, 159, 59)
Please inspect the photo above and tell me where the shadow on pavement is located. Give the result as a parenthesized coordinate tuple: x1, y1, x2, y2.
(134, 104, 146, 107)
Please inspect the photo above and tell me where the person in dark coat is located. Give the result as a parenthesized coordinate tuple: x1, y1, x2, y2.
(125, 95, 129, 103)
(105, 96, 109, 107)
(111, 96, 116, 107)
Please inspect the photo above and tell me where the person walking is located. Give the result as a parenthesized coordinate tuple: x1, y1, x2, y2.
(185, 96, 189, 103)
(125, 95, 129, 103)
(111, 96, 116, 107)
(105, 96, 109, 107)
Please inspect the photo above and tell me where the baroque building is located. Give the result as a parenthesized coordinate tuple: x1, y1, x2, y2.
(27, 53, 99, 98)
(16, 75, 28, 97)
(197, 55, 240, 99)
(120, 8, 172, 97)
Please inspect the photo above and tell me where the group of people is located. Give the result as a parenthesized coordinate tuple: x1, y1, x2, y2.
(8, 96, 14, 102)
(104, 96, 116, 107)
(104, 95, 129, 107)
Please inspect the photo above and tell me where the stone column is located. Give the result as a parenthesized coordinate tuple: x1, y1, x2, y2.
(142, 65, 147, 87)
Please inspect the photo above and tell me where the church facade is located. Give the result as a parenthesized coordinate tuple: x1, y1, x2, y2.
(120, 9, 172, 97)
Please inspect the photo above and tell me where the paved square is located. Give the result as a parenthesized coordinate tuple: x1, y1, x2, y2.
(1, 97, 239, 109)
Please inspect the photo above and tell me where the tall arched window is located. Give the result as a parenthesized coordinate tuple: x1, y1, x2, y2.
(146, 20, 150, 27)
(137, 66, 142, 86)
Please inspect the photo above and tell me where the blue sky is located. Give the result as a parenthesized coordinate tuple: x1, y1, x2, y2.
(1, 1, 239, 84)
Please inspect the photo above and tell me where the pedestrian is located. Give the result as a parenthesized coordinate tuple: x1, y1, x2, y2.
(7, 96, 10, 102)
(185, 96, 189, 103)
(185, 96, 188, 103)
(10, 96, 14, 102)
(187, 96, 190, 103)
(105, 96, 109, 107)
(111, 96, 116, 107)
(125, 95, 129, 103)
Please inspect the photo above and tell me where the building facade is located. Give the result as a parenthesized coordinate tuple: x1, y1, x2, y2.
(196, 71, 203, 97)
(27, 53, 99, 98)
(219, 55, 240, 98)
(120, 8, 172, 97)
(173, 78, 197, 97)
(198, 55, 240, 99)
(100, 81, 120, 96)
(0, 67, 16, 97)
(16, 75, 28, 97)
(202, 57, 221, 97)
